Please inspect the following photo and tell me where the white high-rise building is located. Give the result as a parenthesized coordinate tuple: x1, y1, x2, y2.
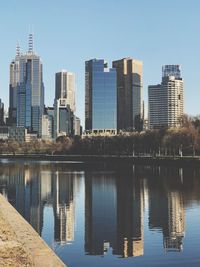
(54, 70, 79, 138)
(148, 65, 184, 129)
(55, 71, 75, 112)
(40, 114, 52, 140)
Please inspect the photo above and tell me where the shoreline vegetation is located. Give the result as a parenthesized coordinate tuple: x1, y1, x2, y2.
(1, 116, 200, 164)
(1, 154, 200, 165)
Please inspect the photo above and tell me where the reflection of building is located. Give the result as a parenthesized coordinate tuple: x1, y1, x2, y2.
(0, 164, 79, 247)
(53, 172, 75, 245)
(85, 169, 144, 257)
(40, 171, 52, 203)
(114, 173, 144, 257)
(148, 181, 185, 252)
(3, 166, 43, 235)
(85, 173, 117, 255)
(163, 192, 185, 252)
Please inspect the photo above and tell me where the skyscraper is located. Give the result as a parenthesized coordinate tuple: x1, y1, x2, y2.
(8, 44, 21, 126)
(148, 65, 184, 129)
(17, 34, 44, 135)
(85, 59, 117, 134)
(54, 98, 73, 138)
(55, 71, 75, 112)
(54, 70, 76, 138)
(40, 114, 53, 140)
(112, 58, 143, 131)
(0, 99, 4, 126)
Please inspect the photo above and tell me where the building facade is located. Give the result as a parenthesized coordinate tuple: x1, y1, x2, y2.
(17, 35, 44, 135)
(162, 65, 181, 79)
(45, 107, 54, 139)
(8, 34, 44, 135)
(148, 65, 184, 129)
(8, 44, 20, 126)
(0, 126, 9, 140)
(112, 58, 143, 131)
(74, 116, 81, 136)
(85, 59, 117, 135)
(9, 127, 26, 143)
(54, 71, 78, 138)
(54, 98, 73, 138)
(40, 114, 53, 140)
(55, 71, 75, 112)
(0, 99, 4, 126)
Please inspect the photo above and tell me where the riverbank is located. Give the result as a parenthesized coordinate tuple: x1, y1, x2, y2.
(1, 154, 200, 166)
(0, 194, 66, 267)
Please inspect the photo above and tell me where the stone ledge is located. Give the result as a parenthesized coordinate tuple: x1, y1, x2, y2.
(0, 194, 66, 267)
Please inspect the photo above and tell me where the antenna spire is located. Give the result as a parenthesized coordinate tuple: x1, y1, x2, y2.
(28, 33, 34, 53)
(16, 41, 20, 57)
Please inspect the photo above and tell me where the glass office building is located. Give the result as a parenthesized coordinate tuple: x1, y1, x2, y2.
(54, 98, 72, 138)
(8, 45, 20, 126)
(162, 65, 181, 79)
(17, 35, 44, 135)
(85, 59, 117, 134)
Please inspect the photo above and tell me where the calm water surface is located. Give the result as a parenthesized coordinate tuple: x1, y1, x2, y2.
(0, 160, 200, 267)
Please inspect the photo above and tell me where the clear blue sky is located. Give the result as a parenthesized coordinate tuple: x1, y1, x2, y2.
(0, 0, 200, 126)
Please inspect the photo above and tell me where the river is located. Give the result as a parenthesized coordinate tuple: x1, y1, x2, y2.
(0, 159, 199, 267)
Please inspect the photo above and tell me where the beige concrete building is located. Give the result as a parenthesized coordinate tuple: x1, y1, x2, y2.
(55, 70, 75, 112)
(112, 58, 143, 131)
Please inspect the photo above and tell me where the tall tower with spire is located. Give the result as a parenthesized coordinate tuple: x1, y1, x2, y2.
(28, 33, 34, 53)
(8, 42, 21, 125)
(16, 33, 44, 134)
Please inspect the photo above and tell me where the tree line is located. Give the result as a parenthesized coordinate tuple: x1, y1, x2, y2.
(1, 115, 200, 157)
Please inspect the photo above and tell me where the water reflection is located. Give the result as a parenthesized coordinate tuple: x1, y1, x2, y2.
(0, 163, 80, 246)
(84, 171, 144, 258)
(0, 162, 200, 266)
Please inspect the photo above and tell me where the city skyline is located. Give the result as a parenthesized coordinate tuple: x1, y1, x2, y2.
(1, 0, 200, 128)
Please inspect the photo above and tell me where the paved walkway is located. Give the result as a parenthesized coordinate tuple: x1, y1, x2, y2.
(0, 194, 66, 267)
